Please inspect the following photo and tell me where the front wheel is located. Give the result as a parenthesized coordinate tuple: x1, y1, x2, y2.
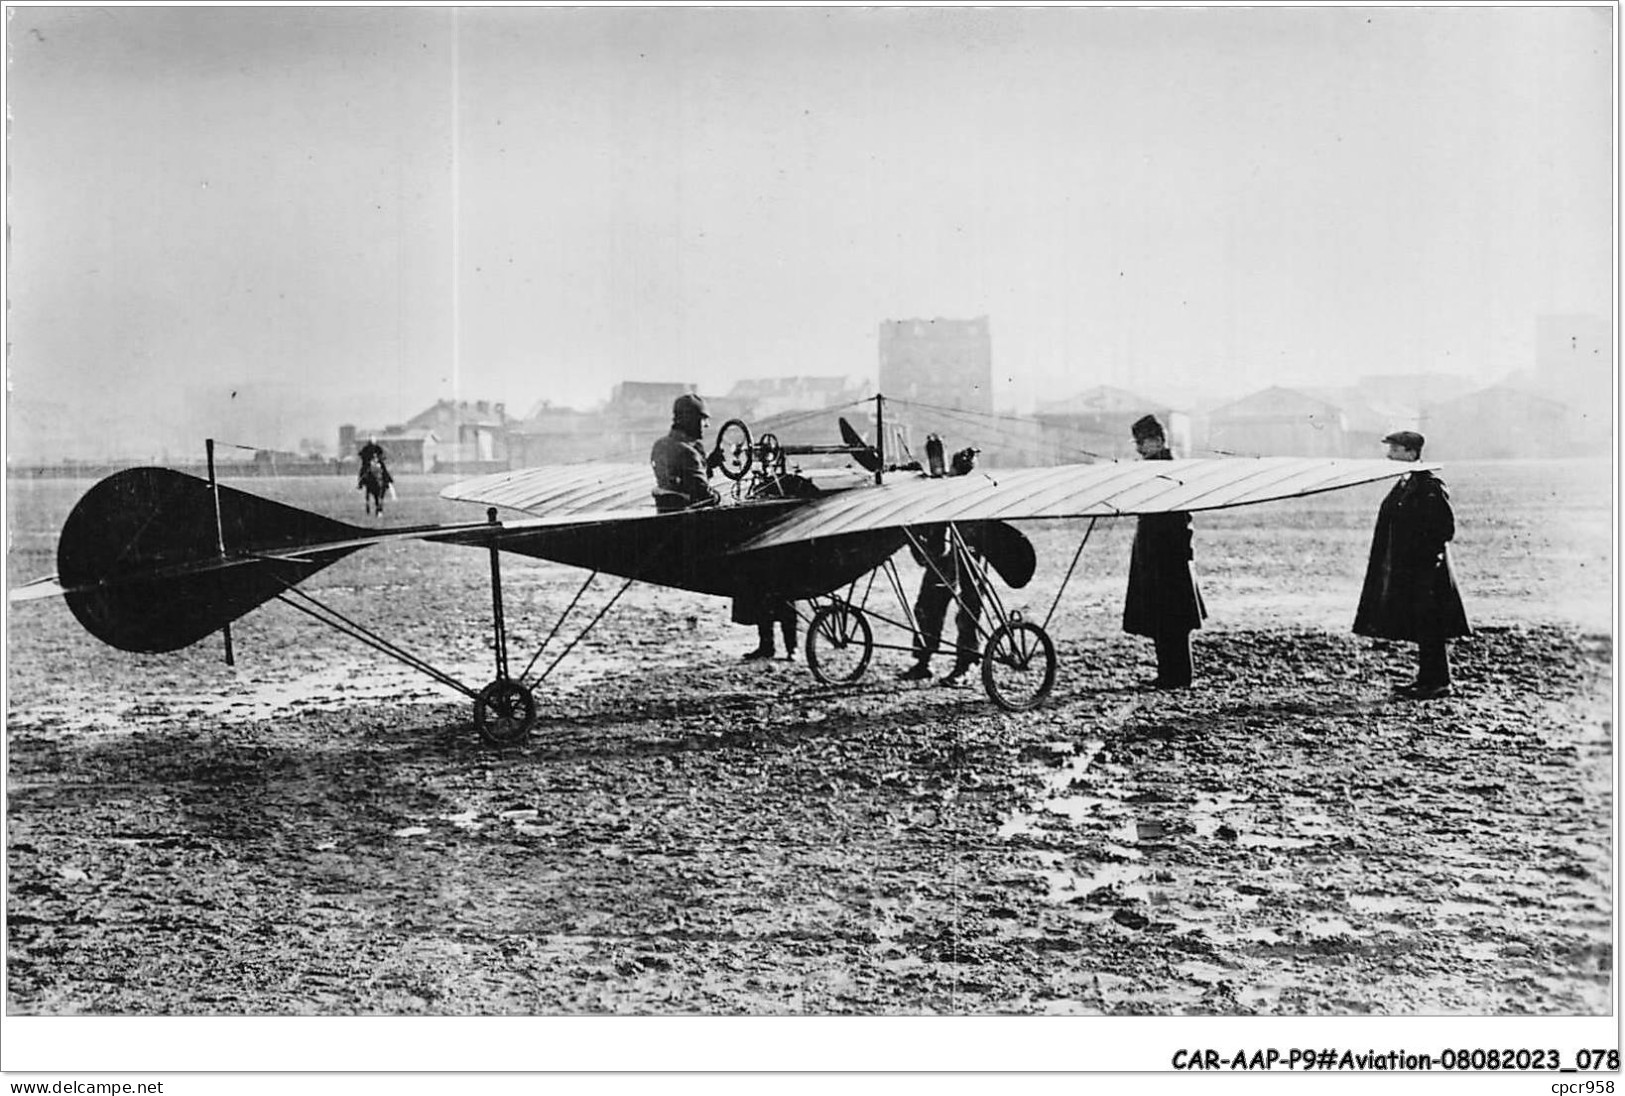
(981, 621, 1056, 711)
(474, 678, 537, 746)
(806, 603, 874, 685)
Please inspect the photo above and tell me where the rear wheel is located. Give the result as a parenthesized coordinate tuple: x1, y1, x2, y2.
(474, 678, 537, 746)
(981, 620, 1056, 711)
(806, 603, 874, 685)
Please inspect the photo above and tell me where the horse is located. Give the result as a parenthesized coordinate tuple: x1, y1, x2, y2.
(359, 458, 392, 517)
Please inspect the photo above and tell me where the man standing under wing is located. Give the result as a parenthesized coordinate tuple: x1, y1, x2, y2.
(1122, 414, 1205, 689)
(900, 446, 984, 683)
(1353, 430, 1471, 699)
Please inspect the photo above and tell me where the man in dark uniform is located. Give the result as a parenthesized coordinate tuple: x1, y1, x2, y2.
(649, 393, 723, 513)
(1354, 430, 1470, 699)
(357, 435, 391, 490)
(1123, 415, 1206, 688)
(737, 597, 798, 661)
(735, 466, 827, 662)
(901, 446, 985, 683)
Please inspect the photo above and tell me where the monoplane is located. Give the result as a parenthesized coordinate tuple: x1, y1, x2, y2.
(9, 403, 1430, 745)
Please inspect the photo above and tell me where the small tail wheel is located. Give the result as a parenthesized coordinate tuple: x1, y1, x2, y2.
(474, 678, 537, 746)
(716, 419, 754, 481)
(806, 602, 874, 685)
(981, 620, 1057, 711)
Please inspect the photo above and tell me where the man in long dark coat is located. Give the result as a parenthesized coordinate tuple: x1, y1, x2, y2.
(1123, 415, 1206, 688)
(1353, 430, 1470, 699)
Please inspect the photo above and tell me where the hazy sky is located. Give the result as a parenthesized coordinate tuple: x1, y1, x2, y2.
(5, 5, 1614, 456)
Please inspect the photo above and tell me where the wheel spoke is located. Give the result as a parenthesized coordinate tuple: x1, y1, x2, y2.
(475, 679, 537, 746)
(807, 605, 873, 686)
(982, 622, 1056, 712)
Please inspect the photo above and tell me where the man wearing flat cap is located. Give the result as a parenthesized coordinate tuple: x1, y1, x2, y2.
(1122, 414, 1206, 688)
(1353, 430, 1471, 699)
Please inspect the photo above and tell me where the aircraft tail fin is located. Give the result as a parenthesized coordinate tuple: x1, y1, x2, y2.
(56, 467, 368, 653)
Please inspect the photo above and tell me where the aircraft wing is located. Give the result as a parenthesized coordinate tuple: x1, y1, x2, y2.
(437, 462, 875, 523)
(730, 456, 1429, 552)
(438, 463, 657, 519)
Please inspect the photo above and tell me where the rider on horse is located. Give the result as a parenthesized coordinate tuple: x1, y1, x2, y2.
(357, 436, 393, 492)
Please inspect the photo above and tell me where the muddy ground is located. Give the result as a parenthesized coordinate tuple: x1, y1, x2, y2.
(4, 460, 1614, 1016)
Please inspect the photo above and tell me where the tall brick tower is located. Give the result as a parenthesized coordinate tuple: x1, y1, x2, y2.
(878, 316, 993, 414)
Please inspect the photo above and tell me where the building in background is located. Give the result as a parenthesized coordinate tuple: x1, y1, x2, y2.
(876, 316, 1008, 462)
(878, 316, 993, 416)
(341, 397, 508, 473)
(599, 381, 699, 460)
(314, 312, 1615, 477)
(507, 403, 610, 467)
(405, 399, 511, 472)
(1036, 385, 1191, 461)
(725, 375, 871, 420)
(1204, 386, 1351, 457)
(337, 422, 438, 473)
(1423, 385, 1601, 459)
(1354, 372, 1477, 413)
(1331, 373, 1476, 452)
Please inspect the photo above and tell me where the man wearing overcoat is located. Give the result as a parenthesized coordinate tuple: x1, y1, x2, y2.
(1353, 430, 1470, 699)
(1122, 414, 1206, 688)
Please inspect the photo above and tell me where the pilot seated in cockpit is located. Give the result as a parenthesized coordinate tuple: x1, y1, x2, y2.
(650, 393, 725, 513)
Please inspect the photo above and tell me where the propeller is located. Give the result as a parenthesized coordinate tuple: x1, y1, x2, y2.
(838, 417, 882, 473)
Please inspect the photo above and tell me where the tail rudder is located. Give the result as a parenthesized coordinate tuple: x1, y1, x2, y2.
(57, 468, 369, 653)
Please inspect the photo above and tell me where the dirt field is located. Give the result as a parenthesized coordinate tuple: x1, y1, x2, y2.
(4, 459, 1613, 1016)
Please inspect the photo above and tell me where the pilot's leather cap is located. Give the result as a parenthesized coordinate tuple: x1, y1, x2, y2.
(672, 393, 709, 430)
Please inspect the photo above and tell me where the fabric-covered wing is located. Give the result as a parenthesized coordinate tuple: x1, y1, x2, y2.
(438, 463, 658, 522)
(438, 463, 876, 523)
(733, 457, 1429, 552)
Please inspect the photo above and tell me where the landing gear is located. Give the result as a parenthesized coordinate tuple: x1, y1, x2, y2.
(474, 508, 538, 746)
(806, 602, 874, 685)
(473, 678, 537, 746)
(981, 618, 1056, 712)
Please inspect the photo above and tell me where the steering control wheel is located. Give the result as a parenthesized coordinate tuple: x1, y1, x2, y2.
(715, 419, 754, 481)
